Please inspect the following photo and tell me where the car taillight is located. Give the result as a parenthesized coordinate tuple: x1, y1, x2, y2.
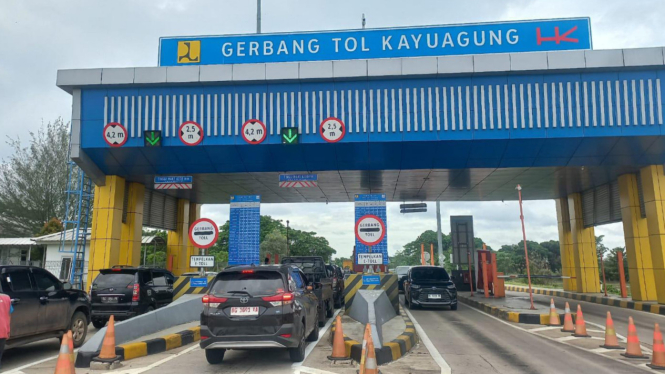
(262, 293, 294, 306)
(242, 270, 254, 274)
(132, 283, 140, 302)
(202, 294, 228, 308)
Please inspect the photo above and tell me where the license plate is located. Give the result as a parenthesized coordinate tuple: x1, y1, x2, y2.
(101, 297, 118, 304)
(428, 294, 442, 299)
(230, 307, 259, 316)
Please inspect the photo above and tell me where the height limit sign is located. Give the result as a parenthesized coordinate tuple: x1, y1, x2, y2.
(355, 215, 386, 246)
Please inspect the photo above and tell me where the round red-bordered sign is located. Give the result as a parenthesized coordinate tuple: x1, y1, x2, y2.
(188, 218, 219, 249)
(241, 119, 267, 144)
(179, 121, 204, 146)
(355, 214, 386, 246)
(103, 122, 128, 147)
(320, 117, 346, 143)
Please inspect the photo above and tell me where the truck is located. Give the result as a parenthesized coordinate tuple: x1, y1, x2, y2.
(281, 256, 334, 327)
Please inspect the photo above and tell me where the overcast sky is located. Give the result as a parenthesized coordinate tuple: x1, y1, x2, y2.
(3, 0, 665, 258)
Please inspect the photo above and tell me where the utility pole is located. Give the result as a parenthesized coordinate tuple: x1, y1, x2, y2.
(436, 201, 444, 266)
(257, 0, 262, 34)
(286, 220, 290, 257)
(362, 13, 366, 29)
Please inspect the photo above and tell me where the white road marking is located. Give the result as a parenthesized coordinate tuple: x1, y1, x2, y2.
(4, 346, 85, 374)
(528, 326, 561, 332)
(460, 303, 653, 372)
(403, 307, 452, 374)
(108, 344, 201, 374)
(293, 367, 339, 374)
(292, 308, 342, 369)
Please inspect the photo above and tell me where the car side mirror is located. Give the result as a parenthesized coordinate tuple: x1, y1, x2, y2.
(63, 282, 72, 290)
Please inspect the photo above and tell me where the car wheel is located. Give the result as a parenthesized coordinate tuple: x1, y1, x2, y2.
(205, 349, 226, 364)
(70, 311, 88, 348)
(450, 303, 458, 311)
(409, 295, 419, 310)
(306, 317, 320, 342)
(92, 319, 107, 329)
(144, 305, 155, 314)
(326, 300, 334, 318)
(289, 323, 307, 362)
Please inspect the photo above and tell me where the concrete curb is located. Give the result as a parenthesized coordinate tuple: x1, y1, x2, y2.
(506, 285, 665, 316)
(76, 326, 200, 367)
(458, 294, 574, 325)
(330, 307, 418, 365)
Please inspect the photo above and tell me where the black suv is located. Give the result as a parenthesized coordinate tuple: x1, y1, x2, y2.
(200, 265, 319, 364)
(404, 266, 457, 310)
(326, 264, 344, 308)
(90, 266, 175, 328)
(0, 266, 90, 348)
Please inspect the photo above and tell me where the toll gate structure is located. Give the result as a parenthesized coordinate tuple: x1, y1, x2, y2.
(56, 19, 665, 305)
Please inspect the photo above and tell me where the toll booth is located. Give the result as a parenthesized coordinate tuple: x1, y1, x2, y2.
(452, 269, 475, 292)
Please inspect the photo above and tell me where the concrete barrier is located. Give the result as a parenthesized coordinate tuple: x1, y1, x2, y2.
(75, 294, 203, 368)
(343, 274, 398, 315)
(173, 275, 215, 300)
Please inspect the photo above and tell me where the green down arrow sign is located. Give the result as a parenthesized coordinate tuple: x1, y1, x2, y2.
(144, 131, 162, 147)
(281, 127, 299, 144)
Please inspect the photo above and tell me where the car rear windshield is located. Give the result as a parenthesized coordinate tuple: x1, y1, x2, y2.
(211, 271, 285, 297)
(93, 273, 135, 288)
(283, 260, 323, 273)
(411, 268, 450, 281)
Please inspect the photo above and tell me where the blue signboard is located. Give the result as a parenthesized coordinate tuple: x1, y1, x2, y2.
(229, 195, 261, 266)
(362, 275, 381, 286)
(279, 174, 318, 182)
(190, 277, 208, 287)
(159, 18, 591, 66)
(154, 176, 193, 184)
(355, 194, 388, 265)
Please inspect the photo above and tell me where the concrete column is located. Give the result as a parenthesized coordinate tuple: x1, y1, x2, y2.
(618, 174, 657, 301)
(555, 197, 577, 291)
(185, 203, 201, 273)
(640, 165, 665, 304)
(118, 182, 145, 267)
(88, 175, 125, 289)
(568, 193, 600, 293)
(167, 199, 190, 276)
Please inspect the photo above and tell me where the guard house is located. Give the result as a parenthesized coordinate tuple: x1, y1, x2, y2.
(55, 18, 665, 304)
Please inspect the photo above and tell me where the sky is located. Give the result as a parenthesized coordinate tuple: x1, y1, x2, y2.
(3, 0, 665, 258)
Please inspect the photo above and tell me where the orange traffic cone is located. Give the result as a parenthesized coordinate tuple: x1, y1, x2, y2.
(66, 331, 75, 374)
(94, 315, 120, 362)
(561, 302, 575, 333)
(55, 334, 74, 374)
(622, 316, 648, 359)
(548, 298, 560, 326)
(364, 330, 380, 374)
(328, 315, 351, 361)
(648, 323, 665, 370)
(572, 305, 590, 337)
(600, 312, 622, 349)
(359, 324, 371, 374)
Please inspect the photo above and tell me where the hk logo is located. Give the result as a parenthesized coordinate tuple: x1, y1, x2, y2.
(536, 26, 579, 45)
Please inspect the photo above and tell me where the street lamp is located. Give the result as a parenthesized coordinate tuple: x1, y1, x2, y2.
(286, 220, 290, 257)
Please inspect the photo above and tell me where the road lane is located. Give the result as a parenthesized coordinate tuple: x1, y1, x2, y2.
(405, 298, 640, 373)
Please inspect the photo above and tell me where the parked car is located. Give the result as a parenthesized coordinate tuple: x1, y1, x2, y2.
(1, 266, 90, 348)
(281, 256, 333, 327)
(404, 266, 457, 310)
(395, 266, 412, 292)
(200, 264, 320, 364)
(90, 266, 175, 328)
(326, 264, 345, 308)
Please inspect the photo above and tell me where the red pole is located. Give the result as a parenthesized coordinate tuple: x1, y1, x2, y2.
(481, 252, 489, 298)
(600, 256, 608, 297)
(516, 184, 536, 310)
(467, 250, 474, 297)
(617, 249, 628, 298)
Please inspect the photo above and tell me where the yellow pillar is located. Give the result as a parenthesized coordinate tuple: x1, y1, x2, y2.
(88, 176, 125, 289)
(118, 182, 145, 267)
(640, 165, 665, 304)
(185, 203, 201, 273)
(167, 199, 190, 276)
(555, 197, 577, 291)
(618, 174, 657, 301)
(568, 193, 600, 293)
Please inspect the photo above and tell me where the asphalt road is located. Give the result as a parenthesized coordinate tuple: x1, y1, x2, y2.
(1, 324, 99, 372)
(403, 296, 640, 374)
(508, 290, 665, 344)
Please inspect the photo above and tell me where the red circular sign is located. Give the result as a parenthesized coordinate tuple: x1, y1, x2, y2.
(355, 214, 386, 246)
(179, 121, 204, 146)
(320, 117, 346, 143)
(241, 119, 267, 144)
(188, 218, 219, 249)
(103, 122, 128, 147)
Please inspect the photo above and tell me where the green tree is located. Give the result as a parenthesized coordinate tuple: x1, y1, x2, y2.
(260, 229, 287, 262)
(604, 247, 629, 282)
(0, 119, 70, 237)
(141, 229, 168, 267)
(37, 217, 64, 236)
